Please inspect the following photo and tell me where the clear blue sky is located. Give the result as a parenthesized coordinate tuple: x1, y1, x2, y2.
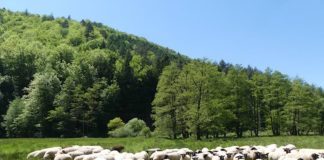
(1, 0, 323, 87)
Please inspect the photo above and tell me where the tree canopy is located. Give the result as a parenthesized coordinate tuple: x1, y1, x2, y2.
(0, 9, 322, 138)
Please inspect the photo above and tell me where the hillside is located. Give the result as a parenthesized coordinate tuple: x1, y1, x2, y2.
(0, 9, 323, 138)
(0, 9, 187, 137)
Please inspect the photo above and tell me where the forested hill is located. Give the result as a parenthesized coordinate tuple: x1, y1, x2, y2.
(0, 9, 187, 137)
(0, 9, 323, 138)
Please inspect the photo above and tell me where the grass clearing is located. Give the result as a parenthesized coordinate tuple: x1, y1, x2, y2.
(0, 136, 323, 160)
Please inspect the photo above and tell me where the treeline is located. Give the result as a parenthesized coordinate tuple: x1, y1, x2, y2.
(0, 9, 185, 137)
(0, 9, 323, 139)
(152, 60, 324, 139)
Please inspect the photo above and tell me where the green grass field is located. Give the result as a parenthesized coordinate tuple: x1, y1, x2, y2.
(0, 136, 323, 160)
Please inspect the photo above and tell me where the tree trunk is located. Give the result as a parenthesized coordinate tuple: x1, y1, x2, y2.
(171, 95, 177, 139)
(292, 110, 297, 136)
(270, 114, 276, 135)
(196, 86, 202, 140)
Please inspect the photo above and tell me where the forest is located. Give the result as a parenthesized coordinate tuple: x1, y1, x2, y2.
(0, 9, 323, 139)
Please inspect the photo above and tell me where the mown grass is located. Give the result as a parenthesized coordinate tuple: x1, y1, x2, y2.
(0, 136, 323, 160)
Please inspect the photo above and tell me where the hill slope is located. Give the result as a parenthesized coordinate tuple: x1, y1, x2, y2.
(0, 9, 187, 137)
(0, 9, 323, 138)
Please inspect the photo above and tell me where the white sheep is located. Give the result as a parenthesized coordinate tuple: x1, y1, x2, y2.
(43, 147, 62, 160)
(225, 146, 241, 160)
(166, 151, 182, 160)
(68, 150, 85, 159)
(135, 151, 149, 160)
(215, 151, 228, 160)
(202, 148, 210, 153)
(27, 147, 62, 159)
(74, 155, 87, 160)
(62, 145, 80, 153)
(266, 144, 278, 153)
(284, 145, 296, 150)
(99, 149, 111, 155)
(212, 155, 221, 160)
(27, 150, 41, 159)
(54, 153, 72, 160)
(233, 153, 245, 160)
(268, 148, 287, 160)
(196, 152, 213, 160)
(150, 151, 168, 160)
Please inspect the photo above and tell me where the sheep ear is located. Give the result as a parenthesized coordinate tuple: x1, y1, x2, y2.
(251, 147, 257, 150)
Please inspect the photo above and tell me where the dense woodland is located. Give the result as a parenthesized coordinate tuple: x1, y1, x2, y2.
(0, 9, 323, 138)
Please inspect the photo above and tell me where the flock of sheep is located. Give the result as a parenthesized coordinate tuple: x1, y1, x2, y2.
(27, 144, 324, 160)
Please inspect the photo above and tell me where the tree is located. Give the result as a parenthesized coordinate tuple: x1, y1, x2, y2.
(180, 60, 221, 140)
(263, 70, 291, 136)
(152, 62, 182, 138)
(284, 79, 315, 135)
(250, 72, 267, 136)
(2, 98, 25, 137)
(60, 19, 69, 28)
(84, 21, 95, 40)
(15, 71, 61, 137)
(225, 66, 251, 138)
(0, 75, 15, 137)
(2, 49, 37, 96)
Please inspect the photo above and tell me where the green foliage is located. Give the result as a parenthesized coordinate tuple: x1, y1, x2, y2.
(153, 61, 324, 139)
(107, 117, 125, 131)
(108, 118, 151, 137)
(2, 98, 25, 137)
(0, 9, 322, 139)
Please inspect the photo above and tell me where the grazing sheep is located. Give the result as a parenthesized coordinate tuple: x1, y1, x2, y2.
(225, 146, 241, 160)
(54, 153, 72, 160)
(298, 149, 324, 160)
(135, 151, 149, 160)
(196, 152, 213, 160)
(166, 151, 182, 160)
(74, 155, 87, 160)
(266, 144, 278, 153)
(233, 153, 245, 160)
(44, 148, 62, 160)
(78, 148, 94, 155)
(82, 153, 103, 160)
(62, 145, 80, 153)
(202, 148, 210, 153)
(215, 151, 228, 160)
(269, 148, 287, 160)
(285, 145, 296, 150)
(68, 150, 85, 159)
(150, 151, 168, 160)
(94, 155, 115, 160)
(27, 147, 62, 159)
(27, 150, 41, 159)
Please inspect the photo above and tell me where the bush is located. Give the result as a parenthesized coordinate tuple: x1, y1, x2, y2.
(107, 117, 125, 131)
(108, 127, 132, 138)
(140, 126, 152, 137)
(108, 117, 151, 137)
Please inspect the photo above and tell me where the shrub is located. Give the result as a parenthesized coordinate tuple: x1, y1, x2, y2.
(108, 126, 132, 138)
(108, 117, 151, 137)
(107, 117, 125, 131)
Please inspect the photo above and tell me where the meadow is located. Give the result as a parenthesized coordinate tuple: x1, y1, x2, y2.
(0, 136, 323, 160)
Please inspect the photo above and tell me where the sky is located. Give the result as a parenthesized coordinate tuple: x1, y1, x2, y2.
(0, 0, 323, 87)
